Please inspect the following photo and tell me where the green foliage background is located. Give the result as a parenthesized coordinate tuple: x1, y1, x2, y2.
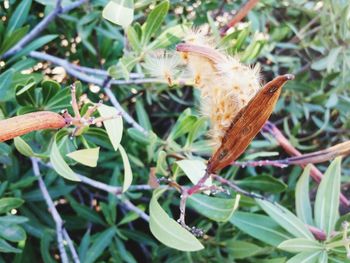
(0, 0, 349, 262)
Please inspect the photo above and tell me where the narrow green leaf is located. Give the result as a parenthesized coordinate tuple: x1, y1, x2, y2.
(168, 115, 197, 140)
(70, 200, 105, 225)
(318, 251, 328, 263)
(142, 0, 169, 45)
(0, 238, 21, 253)
(148, 24, 186, 49)
(50, 137, 81, 181)
(188, 194, 240, 222)
(295, 165, 313, 225)
(0, 224, 26, 242)
(6, 0, 32, 35)
(135, 100, 151, 130)
(127, 128, 151, 145)
(237, 175, 287, 193)
(67, 147, 100, 167)
(149, 188, 204, 251)
(85, 227, 116, 263)
(9, 35, 58, 62)
(0, 69, 15, 102)
(226, 240, 262, 259)
(102, 0, 134, 28)
(230, 211, 292, 246)
(278, 238, 323, 253)
(0, 198, 24, 214)
(78, 230, 90, 262)
(14, 137, 35, 157)
(256, 199, 315, 240)
(98, 104, 123, 151)
(286, 251, 321, 263)
(315, 157, 342, 237)
(0, 216, 28, 224)
(40, 230, 55, 263)
(127, 26, 142, 52)
(0, 26, 29, 55)
(118, 145, 132, 192)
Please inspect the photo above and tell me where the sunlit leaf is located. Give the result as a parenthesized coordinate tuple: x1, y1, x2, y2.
(314, 157, 342, 237)
(102, 0, 134, 28)
(295, 165, 313, 225)
(230, 211, 292, 246)
(50, 137, 81, 181)
(188, 194, 240, 222)
(149, 188, 204, 251)
(256, 199, 314, 240)
(177, 159, 212, 188)
(14, 137, 35, 157)
(98, 104, 123, 151)
(67, 147, 100, 167)
(278, 238, 323, 253)
(118, 145, 132, 192)
(286, 251, 321, 263)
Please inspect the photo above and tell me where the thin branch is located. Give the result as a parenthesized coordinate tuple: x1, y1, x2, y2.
(121, 199, 150, 222)
(103, 79, 148, 135)
(262, 121, 350, 206)
(31, 158, 80, 263)
(232, 140, 350, 167)
(29, 51, 160, 87)
(221, 0, 260, 35)
(1, 0, 87, 59)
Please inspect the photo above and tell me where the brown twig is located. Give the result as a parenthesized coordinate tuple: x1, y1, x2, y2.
(221, 0, 260, 35)
(262, 121, 350, 206)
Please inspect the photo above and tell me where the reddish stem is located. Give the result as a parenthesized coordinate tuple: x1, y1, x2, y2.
(221, 0, 260, 35)
(263, 121, 349, 206)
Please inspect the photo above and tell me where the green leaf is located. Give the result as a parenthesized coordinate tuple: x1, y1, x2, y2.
(41, 79, 60, 105)
(318, 251, 328, 263)
(148, 24, 186, 49)
(237, 175, 287, 193)
(0, 26, 29, 55)
(0, 216, 28, 224)
(6, 0, 32, 35)
(142, 0, 169, 45)
(177, 159, 212, 187)
(15, 80, 36, 106)
(127, 128, 151, 145)
(98, 104, 123, 151)
(230, 211, 292, 246)
(40, 230, 55, 263)
(14, 137, 35, 157)
(149, 188, 204, 251)
(127, 26, 142, 52)
(257, 199, 314, 240)
(70, 199, 105, 225)
(67, 147, 100, 167)
(118, 145, 132, 192)
(314, 157, 342, 237)
(0, 69, 15, 102)
(0, 198, 24, 214)
(50, 136, 81, 181)
(0, 238, 21, 253)
(226, 240, 262, 259)
(9, 34, 58, 62)
(103, 0, 134, 28)
(188, 194, 240, 222)
(168, 115, 197, 140)
(85, 227, 116, 263)
(286, 251, 321, 263)
(0, 224, 26, 242)
(278, 238, 323, 253)
(135, 100, 151, 130)
(78, 230, 90, 262)
(295, 165, 313, 225)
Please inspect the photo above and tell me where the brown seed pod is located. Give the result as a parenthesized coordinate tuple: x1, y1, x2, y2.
(0, 111, 67, 142)
(207, 74, 294, 173)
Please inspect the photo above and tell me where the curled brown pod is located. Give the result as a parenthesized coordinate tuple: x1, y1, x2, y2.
(0, 111, 66, 142)
(207, 74, 294, 173)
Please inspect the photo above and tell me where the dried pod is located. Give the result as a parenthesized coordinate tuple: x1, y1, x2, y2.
(0, 111, 66, 142)
(207, 74, 294, 173)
